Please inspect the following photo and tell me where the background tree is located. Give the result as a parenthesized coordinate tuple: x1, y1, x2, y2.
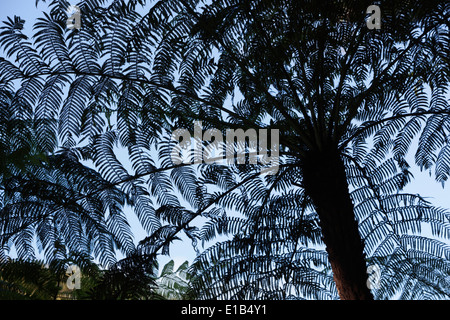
(0, 0, 449, 300)
(154, 259, 191, 299)
(0, 258, 61, 299)
(0, 255, 178, 300)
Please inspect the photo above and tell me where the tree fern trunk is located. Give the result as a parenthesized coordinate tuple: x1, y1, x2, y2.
(302, 146, 373, 300)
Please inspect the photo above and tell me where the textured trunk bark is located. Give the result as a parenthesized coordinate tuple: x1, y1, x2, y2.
(302, 146, 373, 300)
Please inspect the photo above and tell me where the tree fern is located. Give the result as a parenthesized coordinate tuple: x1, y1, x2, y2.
(1, 0, 449, 300)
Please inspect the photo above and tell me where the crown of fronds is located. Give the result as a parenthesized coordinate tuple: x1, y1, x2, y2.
(0, 0, 449, 299)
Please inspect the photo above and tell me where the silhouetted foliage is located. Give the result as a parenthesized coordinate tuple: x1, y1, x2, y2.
(0, 256, 187, 300)
(0, 0, 449, 299)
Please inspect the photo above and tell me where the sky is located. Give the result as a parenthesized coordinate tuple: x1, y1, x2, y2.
(1, 0, 449, 270)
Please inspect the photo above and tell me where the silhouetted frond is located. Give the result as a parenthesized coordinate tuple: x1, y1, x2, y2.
(1, 0, 449, 300)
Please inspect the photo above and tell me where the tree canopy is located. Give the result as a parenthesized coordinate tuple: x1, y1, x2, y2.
(0, 0, 449, 300)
